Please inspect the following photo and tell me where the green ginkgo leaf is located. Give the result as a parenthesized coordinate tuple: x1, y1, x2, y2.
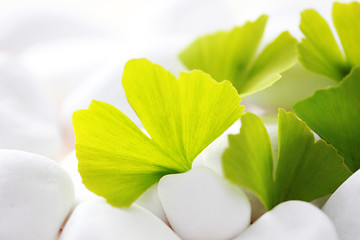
(223, 110, 351, 210)
(73, 59, 244, 207)
(179, 15, 298, 97)
(293, 67, 360, 172)
(222, 111, 275, 209)
(299, 2, 360, 81)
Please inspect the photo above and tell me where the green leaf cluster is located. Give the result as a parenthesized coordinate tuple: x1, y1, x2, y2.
(294, 2, 360, 172)
(73, 59, 244, 207)
(299, 2, 360, 81)
(179, 15, 298, 97)
(71, 2, 360, 210)
(221, 2, 359, 209)
(223, 110, 351, 210)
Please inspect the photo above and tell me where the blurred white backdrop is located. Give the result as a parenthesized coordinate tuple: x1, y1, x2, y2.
(0, 0, 356, 161)
(0, 0, 354, 37)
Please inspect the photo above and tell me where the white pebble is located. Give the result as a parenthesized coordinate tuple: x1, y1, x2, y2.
(0, 150, 74, 240)
(234, 201, 338, 240)
(60, 200, 180, 240)
(135, 183, 168, 224)
(323, 170, 360, 240)
(158, 166, 250, 240)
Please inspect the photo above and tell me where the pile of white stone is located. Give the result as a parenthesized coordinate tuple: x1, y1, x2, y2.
(1, 147, 360, 240)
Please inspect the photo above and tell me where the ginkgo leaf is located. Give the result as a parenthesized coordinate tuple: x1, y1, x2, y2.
(73, 59, 244, 207)
(298, 2, 360, 81)
(223, 112, 274, 210)
(223, 110, 351, 210)
(293, 67, 360, 172)
(179, 15, 298, 97)
(274, 109, 351, 204)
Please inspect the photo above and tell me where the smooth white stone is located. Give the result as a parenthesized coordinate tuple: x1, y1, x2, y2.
(234, 201, 338, 240)
(0, 56, 61, 158)
(191, 151, 206, 168)
(158, 167, 251, 240)
(322, 170, 360, 240)
(0, 150, 74, 240)
(135, 183, 168, 224)
(60, 200, 180, 240)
